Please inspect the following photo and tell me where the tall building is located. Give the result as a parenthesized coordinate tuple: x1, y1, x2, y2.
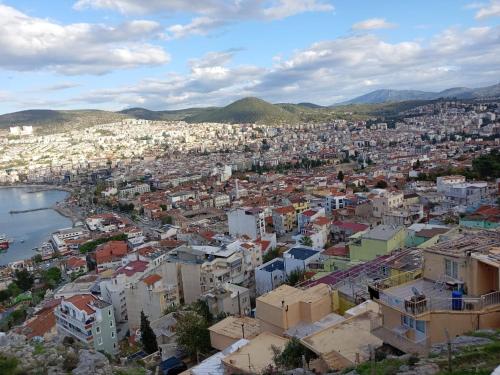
(54, 294, 118, 355)
(228, 207, 265, 239)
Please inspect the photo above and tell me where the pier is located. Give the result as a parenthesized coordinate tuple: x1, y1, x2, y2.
(9, 207, 51, 214)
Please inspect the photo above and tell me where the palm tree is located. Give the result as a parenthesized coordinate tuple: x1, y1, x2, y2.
(299, 236, 313, 247)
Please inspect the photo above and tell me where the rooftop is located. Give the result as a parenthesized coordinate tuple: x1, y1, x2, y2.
(362, 224, 404, 241)
(285, 247, 321, 260)
(209, 316, 261, 340)
(257, 283, 330, 308)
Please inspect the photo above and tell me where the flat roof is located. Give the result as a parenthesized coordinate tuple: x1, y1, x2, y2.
(363, 225, 404, 241)
(259, 258, 284, 273)
(286, 247, 320, 260)
(257, 283, 330, 308)
(209, 316, 261, 340)
(284, 312, 345, 339)
(301, 311, 383, 365)
(222, 332, 288, 374)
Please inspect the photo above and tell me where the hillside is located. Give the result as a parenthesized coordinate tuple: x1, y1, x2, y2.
(119, 107, 216, 121)
(0, 109, 126, 132)
(340, 83, 500, 104)
(186, 97, 300, 124)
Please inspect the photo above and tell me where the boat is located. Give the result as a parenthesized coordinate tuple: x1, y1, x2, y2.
(0, 234, 10, 250)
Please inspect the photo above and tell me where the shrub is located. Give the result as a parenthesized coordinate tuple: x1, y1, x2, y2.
(62, 352, 79, 372)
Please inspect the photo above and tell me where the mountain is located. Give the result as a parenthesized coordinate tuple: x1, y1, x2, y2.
(339, 83, 500, 104)
(186, 97, 300, 124)
(0, 109, 125, 131)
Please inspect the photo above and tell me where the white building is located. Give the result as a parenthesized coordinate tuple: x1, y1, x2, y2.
(283, 246, 323, 276)
(227, 208, 265, 240)
(255, 258, 285, 296)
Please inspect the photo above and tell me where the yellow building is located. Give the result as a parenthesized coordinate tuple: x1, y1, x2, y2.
(370, 230, 500, 354)
(256, 283, 333, 335)
(208, 316, 260, 351)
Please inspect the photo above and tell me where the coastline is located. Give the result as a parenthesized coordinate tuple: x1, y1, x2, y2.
(0, 184, 72, 193)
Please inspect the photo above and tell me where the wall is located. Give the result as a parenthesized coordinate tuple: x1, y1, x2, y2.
(91, 305, 118, 355)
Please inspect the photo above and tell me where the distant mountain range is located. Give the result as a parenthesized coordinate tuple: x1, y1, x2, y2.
(0, 83, 499, 130)
(339, 83, 500, 105)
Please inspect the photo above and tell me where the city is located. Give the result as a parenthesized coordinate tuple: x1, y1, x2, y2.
(0, 1, 500, 375)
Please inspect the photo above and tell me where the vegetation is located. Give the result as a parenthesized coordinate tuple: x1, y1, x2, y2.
(14, 269, 34, 292)
(263, 247, 282, 263)
(140, 311, 158, 355)
(79, 233, 127, 254)
(337, 170, 344, 181)
(0, 353, 19, 375)
(271, 337, 318, 371)
(286, 269, 307, 286)
(299, 236, 313, 247)
(161, 215, 173, 225)
(42, 267, 62, 288)
(472, 149, 500, 179)
(375, 180, 388, 189)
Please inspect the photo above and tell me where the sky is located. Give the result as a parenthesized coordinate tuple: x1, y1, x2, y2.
(0, 0, 499, 114)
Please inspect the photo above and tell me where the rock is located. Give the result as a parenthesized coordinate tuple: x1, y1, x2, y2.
(399, 365, 410, 372)
(430, 335, 492, 355)
(72, 349, 112, 375)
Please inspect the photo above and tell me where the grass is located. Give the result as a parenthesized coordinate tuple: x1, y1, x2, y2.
(355, 358, 405, 375)
(33, 342, 45, 355)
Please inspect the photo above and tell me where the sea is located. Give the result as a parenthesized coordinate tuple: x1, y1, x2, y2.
(0, 187, 72, 265)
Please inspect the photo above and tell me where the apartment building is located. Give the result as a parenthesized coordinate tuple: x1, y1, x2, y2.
(283, 246, 323, 276)
(227, 207, 265, 239)
(297, 208, 326, 232)
(348, 225, 406, 261)
(125, 272, 179, 332)
(54, 294, 118, 355)
(369, 231, 500, 355)
(255, 258, 286, 296)
(118, 183, 150, 198)
(325, 193, 347, 213)
(201, 283, 251, 317)
(372, 191, 404, 218)
(272, 206, 296, 235)
(256, 283, 332, 335)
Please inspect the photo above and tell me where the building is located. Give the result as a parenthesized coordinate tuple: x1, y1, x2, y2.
(256, 283, 332, 335)
(118, 183, 150, 198)
(331, 221, 369, 243)
(325, 193, 347, 213)
(201, 283, 251, 317)
(125, 271, 179, 332)
(221, 332, 289, 374)
(297, 208, 326, 232)
(283, 246, 323, 276)
(369, 231, 500, 355)
(54, 294, 118, 355)
(348, 225, 406, 261)
(372, 191, 404, 218)
(272, 206, 296, 235)
(227, 207, 265, 240)
(208, 316, 260, 351)
(255, 258, 286, 296)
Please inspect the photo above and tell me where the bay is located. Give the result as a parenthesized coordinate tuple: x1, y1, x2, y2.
(0, 187, 72, 265)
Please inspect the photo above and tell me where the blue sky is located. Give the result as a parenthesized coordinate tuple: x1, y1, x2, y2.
(0, 0, 499, 113)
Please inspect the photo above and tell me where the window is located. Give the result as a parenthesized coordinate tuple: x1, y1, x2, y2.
(97, 337, 103, 345)
(415, 320, 425, 333)
(445, 259, 458, 279)
(96, 326, 101, 334)
(111, 331, 115, 338)
(108, 310, 112, 316)
(110, 320, 113, 327)
(401, 315, 414, 328)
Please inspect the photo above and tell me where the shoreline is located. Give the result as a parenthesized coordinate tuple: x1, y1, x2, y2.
(0, 184, 73, 193)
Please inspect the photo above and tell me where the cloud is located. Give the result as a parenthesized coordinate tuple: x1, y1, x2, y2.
(474, 0, 500, 19)
(68, 25, 500, 109)
(75, 0, 334, 39)
(0, 4, 170, 75)
(351, 18, 397, 31)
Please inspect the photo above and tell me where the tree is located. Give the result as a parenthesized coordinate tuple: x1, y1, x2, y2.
(272, 337, 318, 370)
(32, 254, 43, 264)
(287, 269, 306, 286)
(175, 310, 211, 359)
(140, 311, 158, 354)
(299, 236, 313, 247)
(43, 267, 62, 286)
(161, 215, 173, 225)
(337, 170, 344, 181)
(14, 270, 33, 292)
(375, 180, 388, 189)
(263, 247, 281, 263)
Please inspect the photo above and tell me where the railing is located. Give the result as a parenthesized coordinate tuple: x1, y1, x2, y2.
(379, 290, 500, 315)
(372, 270, 422, 290)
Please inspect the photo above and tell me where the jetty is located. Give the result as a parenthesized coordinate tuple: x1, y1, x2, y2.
(9, 207, 50, 214)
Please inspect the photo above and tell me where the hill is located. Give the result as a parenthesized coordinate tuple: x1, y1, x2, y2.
(119, 107, 216, 121)
(340, 83, 500, 104)
(186, 97, 300, 124)
(0, 109, 126, 132)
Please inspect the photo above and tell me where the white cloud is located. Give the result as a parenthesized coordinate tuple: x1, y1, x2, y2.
(69, 25, 500, 109)
(0, 4, 170, 75)
(75, 0, 334, 39)
(474, 0, 500, 19)
(351, 18, 397, 31)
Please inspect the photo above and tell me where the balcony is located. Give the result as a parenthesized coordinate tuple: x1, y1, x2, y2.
(372, 275, 500, 316)
(371, 317, 429, 355)
(57, 321, 93, 344)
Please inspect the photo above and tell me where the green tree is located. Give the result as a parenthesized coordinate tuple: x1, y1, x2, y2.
(287, 269, 306, 286)
(43, 267, 62, 286)
(263, 247, 281, 263)
(32, 254, 43, 264)
(140, 311, 158, 354)
(272, 337, 318, 370)
(0, 353, 19, 375)
(175, 310, 211, 359)
(161, 215, 173, 225)
(14, 270, 34, 292)
(337, 170, 344, 181)
(299, 236, 313, 247)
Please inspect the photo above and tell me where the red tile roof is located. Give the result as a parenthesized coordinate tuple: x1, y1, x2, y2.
(115, 260, 149, 277)
(143, 274, 161, 286)
(66, 257, 86, 269)
(66, 294, 98, 315)
(313, 217, 330, 226)
(331, 221, 369, 233)
(95, 241, 128, 264)
(324, 246, 349, 257)
(274, 206, 295, 215)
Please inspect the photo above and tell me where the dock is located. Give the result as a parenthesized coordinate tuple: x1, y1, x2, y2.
(9, 207, 51, 214)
